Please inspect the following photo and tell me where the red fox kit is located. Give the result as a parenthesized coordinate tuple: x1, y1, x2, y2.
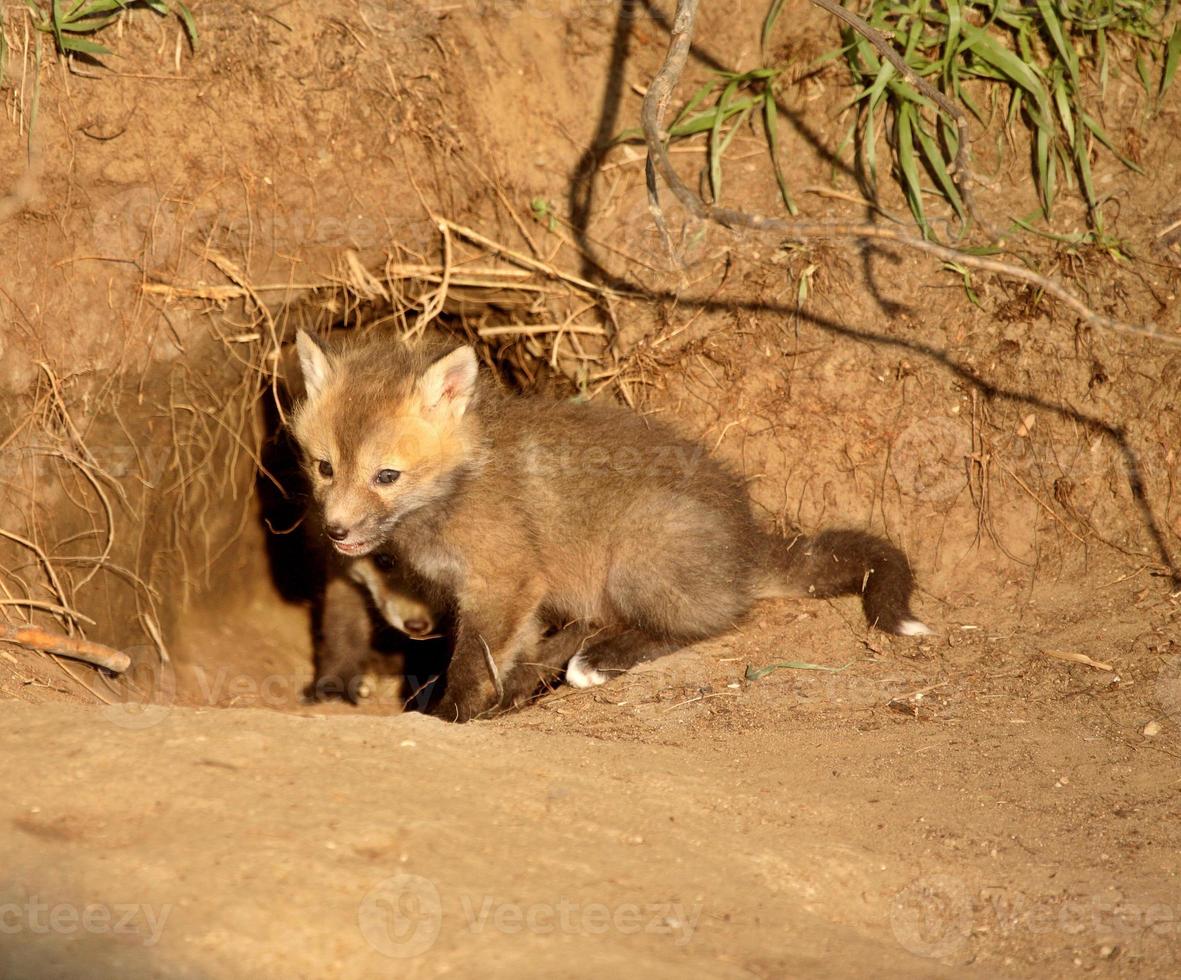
(292, 330, 931, 721)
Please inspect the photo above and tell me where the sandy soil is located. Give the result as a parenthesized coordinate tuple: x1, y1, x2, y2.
(4, 568, 1179, 978)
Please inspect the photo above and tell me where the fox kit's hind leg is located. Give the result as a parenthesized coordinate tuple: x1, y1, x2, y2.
(556, 493, 755, 690)
(565, 629, 679, 688)
(497, 624, 594, 706)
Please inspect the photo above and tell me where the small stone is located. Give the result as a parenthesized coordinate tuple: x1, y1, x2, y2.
(399, 739, 417, 748)
(1143, 720, 1162, 738)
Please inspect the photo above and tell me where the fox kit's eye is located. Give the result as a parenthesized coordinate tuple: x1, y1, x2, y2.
(317, 459, 333, 479)
(373, 553, 395, 570)
(375, 468, 401, 486)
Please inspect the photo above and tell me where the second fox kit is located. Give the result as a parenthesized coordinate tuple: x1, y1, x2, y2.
(314, 552, 440, 702)
(293, 330, 930, 721)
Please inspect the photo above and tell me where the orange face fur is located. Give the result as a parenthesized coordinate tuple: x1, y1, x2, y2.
(291, 331, 481, 557)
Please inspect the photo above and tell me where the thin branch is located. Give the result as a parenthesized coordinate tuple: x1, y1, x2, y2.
(640, 0, 1177, 346)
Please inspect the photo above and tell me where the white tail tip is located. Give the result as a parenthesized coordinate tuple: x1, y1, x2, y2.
(898, 619, 935, 637)
(566, 653, 609, 689)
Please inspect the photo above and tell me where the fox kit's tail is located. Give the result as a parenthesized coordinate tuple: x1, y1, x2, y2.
(757, 529, 931, 636)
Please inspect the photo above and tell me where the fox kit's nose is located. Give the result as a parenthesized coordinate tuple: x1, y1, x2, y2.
(403, 618, 430, 636)
(325, 523, 350, 542)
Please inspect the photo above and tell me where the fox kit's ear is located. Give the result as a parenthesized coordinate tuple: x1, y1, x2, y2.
(419, 346, 478, 417)
(295, 330, 334, 402)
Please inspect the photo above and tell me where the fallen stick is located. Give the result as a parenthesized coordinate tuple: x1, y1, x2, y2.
(0, 625, 132, 674)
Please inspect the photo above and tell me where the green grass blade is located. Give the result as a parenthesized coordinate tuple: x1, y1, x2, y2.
(708, 77, 740, 203)
(717, 103, 752, 158)
(49, 0, 66, 56)
(173, 1, 198, 50)
(745, 660, 852, 681)
(65, 1, 127, 19)
(1052, 72, 1075, 145)
(58, 33, 113, 54)
(1036, 0, 1079, 89)
(945, 0, 962, 55)
(761, 0, 788, 61)
(913, 117, 965, 226)
(61, 13, 121, 33)
(762, 86, 798, 215)
(963, 24, 1051, 118)
(1079, 111, 1144, 173)
(1072, 126, 1099, 229)
(895, 101, 929, 236)
(1136, 52, 1151, 94)
(670, 78, 721, 133)
(1163, 23, 1181, 97)
(1035, 125, 1055, 214)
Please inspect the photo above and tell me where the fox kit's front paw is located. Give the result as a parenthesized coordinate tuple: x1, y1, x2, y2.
(430, 684, 500, 722)
(307, 669, 374, 705)
(430, 693, 483, 723)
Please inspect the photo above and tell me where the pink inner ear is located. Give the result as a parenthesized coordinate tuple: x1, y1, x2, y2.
(440, 364, 467, 401)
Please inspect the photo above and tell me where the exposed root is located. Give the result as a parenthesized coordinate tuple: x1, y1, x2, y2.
(1, 624, 131, 673)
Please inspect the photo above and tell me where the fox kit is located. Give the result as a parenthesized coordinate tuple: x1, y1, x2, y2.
(292, 330, 931, 721)
(313, 549, 442, 702)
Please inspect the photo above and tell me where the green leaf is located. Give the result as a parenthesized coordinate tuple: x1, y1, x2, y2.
(669, 77, 722, 133)
(1136, 52, 1151, 95)
(708, 76, 740, 203)
(745, 660, 852, 682)
(895, 101, 929, 236)
(913, 117, 965, 227)
(1079, 112, 1143, 173)
(1163, 23, 1181, 97)
(65, 1, 127, 17)
(942, 261, 981, 308)
(1052, 73, 1075, 145)
(60, 13, 121, 33)
(1035, 124, 1055, 214)
(58, 33, 113, 55)
(962, 24, 1051, 121)
(1035, 0, 1079, 89)
(763, 86, 798, 215)
(761, 0, 788, 61)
